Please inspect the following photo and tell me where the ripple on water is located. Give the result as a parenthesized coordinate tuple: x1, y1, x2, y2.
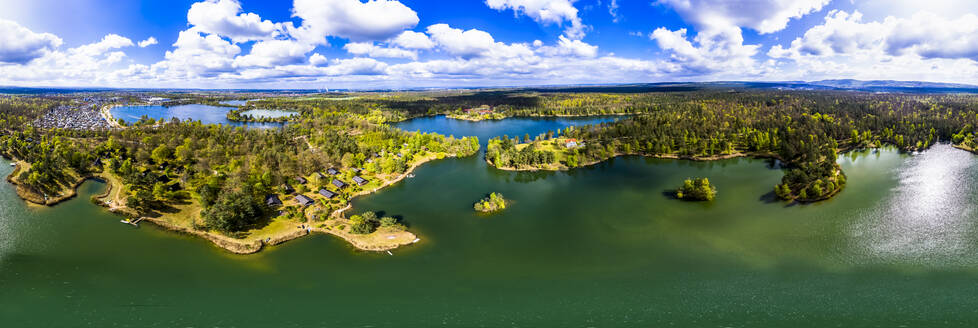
(851, 144, 978, 267)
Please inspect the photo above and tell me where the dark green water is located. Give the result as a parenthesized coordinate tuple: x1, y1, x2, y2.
(3, 116, 978, 327)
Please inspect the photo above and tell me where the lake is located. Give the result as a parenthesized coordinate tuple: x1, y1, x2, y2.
(110, 104, 284, 129)
(3, 116, 978, 327)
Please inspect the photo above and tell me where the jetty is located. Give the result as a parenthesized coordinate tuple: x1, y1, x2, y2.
(120, 217, 144, 226)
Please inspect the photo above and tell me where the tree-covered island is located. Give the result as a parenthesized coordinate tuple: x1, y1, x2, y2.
(675, 178, 717, 201)
(474, 192, 508, 213)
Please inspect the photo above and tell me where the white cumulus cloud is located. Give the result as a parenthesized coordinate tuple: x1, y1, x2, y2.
(392, 31, 434, 50)
(344, 42, 417, 59)
(138, 37, 158, 48)
(187, 0, 281, 43)
(486, 0, 587, 39)
(291, 0, 419, 43)
(0, 19, 63, 64)
(426, 24, 535, 59)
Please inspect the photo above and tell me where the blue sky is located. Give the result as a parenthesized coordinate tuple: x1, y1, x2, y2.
(1, 0, 977, 89)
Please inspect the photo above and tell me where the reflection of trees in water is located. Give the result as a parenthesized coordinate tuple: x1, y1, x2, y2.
(512, 170, 555, 183)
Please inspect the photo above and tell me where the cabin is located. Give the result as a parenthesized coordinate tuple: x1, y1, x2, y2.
(318, 189, 336, 199)
(296, 176, 307, 185)
(352, 176, 368, 186)
(332, 179, 347, 189)
(281, 184, 294, 194)
(327, 168, 339, 175)
(265, 194, 283, 207)
(295, 194, 314, 207)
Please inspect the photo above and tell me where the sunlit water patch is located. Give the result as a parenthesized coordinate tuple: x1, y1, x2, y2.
(848, 144, 978, 266)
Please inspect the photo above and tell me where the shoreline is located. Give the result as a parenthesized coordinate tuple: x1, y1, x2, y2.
(100, 105, 125, 129)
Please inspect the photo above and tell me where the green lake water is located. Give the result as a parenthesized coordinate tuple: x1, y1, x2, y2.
(3, 116, 978, 327)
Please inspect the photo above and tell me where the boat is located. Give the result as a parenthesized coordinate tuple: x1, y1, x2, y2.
(386, 250, 393, 256)
(8, 163, 15, 167)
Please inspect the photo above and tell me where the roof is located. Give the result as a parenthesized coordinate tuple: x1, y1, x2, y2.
(327, 168, 339, 175)
(295, 195, 314, 206)
(265, 194, 283, 206)
(319, 189, 336, 199)
(296, 177, 307, 184)
(281, 184, 294, 194)
(332, 179, 347, 188)
(352, 176, 367, 184)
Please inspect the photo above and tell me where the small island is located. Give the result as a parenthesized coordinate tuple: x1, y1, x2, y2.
(675, 178, 716, 201)
(474, 192, 508, 213)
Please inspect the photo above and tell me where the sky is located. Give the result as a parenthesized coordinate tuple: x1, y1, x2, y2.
(1, 0, 978, 89)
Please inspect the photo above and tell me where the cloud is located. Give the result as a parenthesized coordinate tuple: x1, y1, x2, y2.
(655, 0, 830, 34)
(234, 40, 316, 68)
(426, 24, 535, 59)
(392, 31, 434, 49)
(187, 0, 280, 43)
(0, 19, 63, 64)
(608, 0, 620, 23)
(291, 0, 419, 43)
(70, 34, 134, 57)
(647, 0, 828, 76)
(536, 35, 597, 58)
(486, 0, 587, 39)
(309, 53, 328, 66)
(138, 37, 158, 48)
(343, 42, 417, 59)
(769, 11, 978, 61)
(156, 29, 241, 78)
(766, 10, 978, 83)
(650, 26, 761, 75)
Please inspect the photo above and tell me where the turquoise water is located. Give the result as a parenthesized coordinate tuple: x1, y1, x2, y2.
(3, 116, 978, 326)
(110, 104, 284, 129)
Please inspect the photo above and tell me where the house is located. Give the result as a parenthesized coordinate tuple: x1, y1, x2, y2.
(332, 179, 347, 189)
(327, 168, 339, 175)
(265, 194, 283, 207)
(315, 172, 327, 179)
(295, 194, 314, 207)
(318, 189, 336, 199)
(281, 184, 294, 194)
(565, 139, 582, 149)
(353, 176, 368, 186)
(296, 176, 307, 184)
